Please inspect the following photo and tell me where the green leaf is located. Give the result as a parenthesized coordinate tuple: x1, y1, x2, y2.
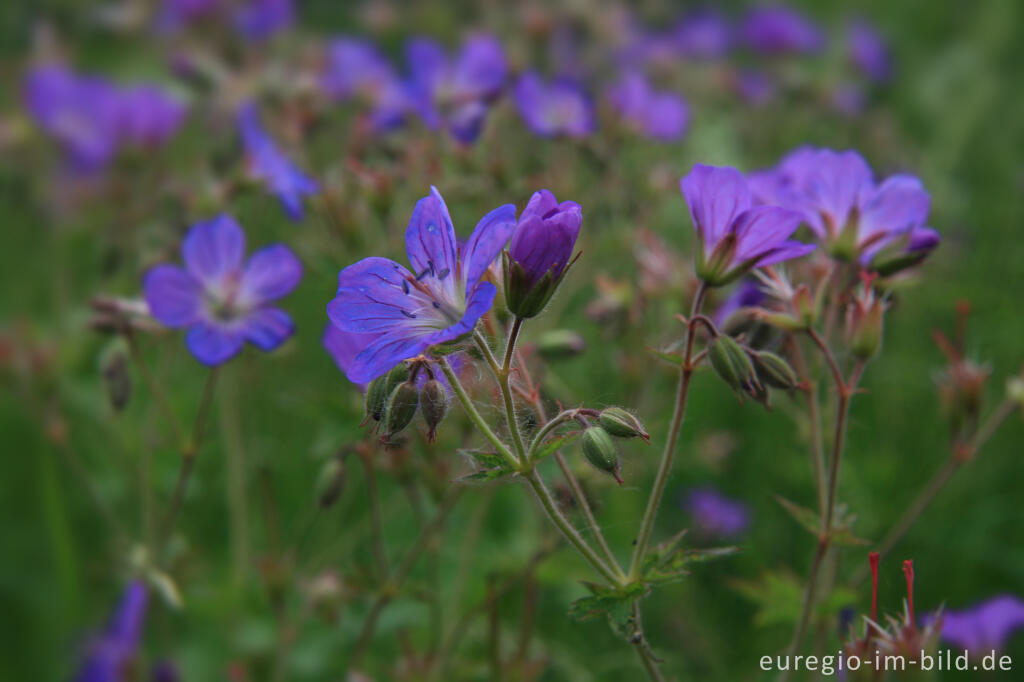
(775, 495, 820, 536)
(454, 467, 514, 485)
(532, 431, 581, 462)
(640, 531, 738, 586)
(647, 346, 683, 366)
(568, 581, 650, 641)
(458, 449, 506, 470)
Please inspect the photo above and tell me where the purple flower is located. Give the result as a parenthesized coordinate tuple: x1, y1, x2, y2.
(505, 190, 582, 318)
(848, 19, 890, 81)
(144, 215, 301, 366)
(233, 0, 293, 40)
(751, 147, 936, 263)
(681, 164, 814, 286)
(685, 487, 750, 537)
(74, 581, 148, 682)
(938, 596, 1024, 655)
(24, 65, 122, 170)
(116, 85, 187, 147)
(513, 72, 595, 139)
(739, 6, 824, 54)
(712, 279, 765, 328)
(238, 102, 318, 221)
(732, 69, 775, 106)
(322, 38, 409, 132)
(830, 82, 866, 116)
(605, 71, 689, 141)
(326, 187, 516, 384)
(673, 10, 733, 58)
(405, 35, 506, 144)
(323, 322, 463, 392)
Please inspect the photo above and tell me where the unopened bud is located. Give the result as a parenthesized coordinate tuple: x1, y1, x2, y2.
(384, 362, 410, 394)
(598, 407, 649, 442)
(753, 351, 799, 389)
(848, 300, 885, 359)
(1007, 376, 1024, 412)
(537, 329, 586, 360)
(364, 376, 388, 423)
(581, 427, 622, 484)
(708, 335, 759, 394)
(315, 456, 347, 508)
(420, 378, 449, 442)
(100, 343, 132, 412)
(384, 381, 419, 438)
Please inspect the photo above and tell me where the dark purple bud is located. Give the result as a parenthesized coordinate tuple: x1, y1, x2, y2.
(504, 190, 581, 318)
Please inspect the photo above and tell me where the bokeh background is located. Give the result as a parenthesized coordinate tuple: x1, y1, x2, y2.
(1, 0, 1023, 680)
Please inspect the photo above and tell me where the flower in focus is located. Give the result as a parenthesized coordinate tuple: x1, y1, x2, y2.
(322, 37, 409, 132)
(73, 581, 148, 682)
(605, 71, 689, 141)
(405, 35, 506, 144)
(681, 164, 814, 286)
(685, 487, 750, 538)
(323, 323, 463, 391)
(238, 102, 319, 220)
(504, 189, 582, 318)
(326, 187, 516, 383)
(750, 147, 938, 266)
(738, 6, 824, 54)
(937, 596, 1024, 655)
(847, 19, 890, 82)
(144, 215, 302, 366)
(673, 10, 733, 59)
(513, 72, 595, 139)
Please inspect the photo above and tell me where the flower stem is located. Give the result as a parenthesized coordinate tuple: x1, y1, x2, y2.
(159, 367, 219, 553)
(784, 334, 865, 671)
(436, 356, 517, 468)
(628, 283, 707, 578)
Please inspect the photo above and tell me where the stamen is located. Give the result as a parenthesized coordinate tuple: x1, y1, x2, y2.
(416, 267, 431, 281)
(428, 259, 436, 277)
(902, 559, 915, 627)
(869, 552, 880, 624)
(436, 267, 450, 280)
(432, 301, 441, 309)
(402, 279, 410, 294)
(401, 310, 417, 319)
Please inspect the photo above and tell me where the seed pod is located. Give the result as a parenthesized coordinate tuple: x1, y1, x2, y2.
(598, 407, 649, 442)
(384, 363, 410, 395)
(363, 376, 388, 424)
(708, 335, 759, 394)
(315, 456, 347, 509)
(753, 351, 799, 389)
(581, 426, 622, 484)
(420, 378, 449, 442)
(384, 381, 419, 438)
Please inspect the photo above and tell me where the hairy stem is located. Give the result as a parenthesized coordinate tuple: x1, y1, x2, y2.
(629, 283, 707, 578)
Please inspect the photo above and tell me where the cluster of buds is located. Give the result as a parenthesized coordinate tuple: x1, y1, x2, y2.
(842, 553, 944, 681)
(362, 360, 449, 442)
(845, 272, 888, 360)
(708, 332, 800, 408)
(579, 408, 650, 484)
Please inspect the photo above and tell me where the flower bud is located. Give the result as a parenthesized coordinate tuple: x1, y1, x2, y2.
(504, 190, 582, 319)
(598, 407, 649, 442)
(708, 335, 759, 395)
(384, 380, 419, 438)
(847, 288, 886, 360)
(363, 375, 388, 424)
(537, 329, 586, 360)
(384, 362, 410, 394)
(1007, 376, 1024, 412)
(581, 426, 622, 484)
(315, 456, 347, 508)
(752, 351, 799, 389)
(100, 342, 132, 412)
(420, 378, 449, 442)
